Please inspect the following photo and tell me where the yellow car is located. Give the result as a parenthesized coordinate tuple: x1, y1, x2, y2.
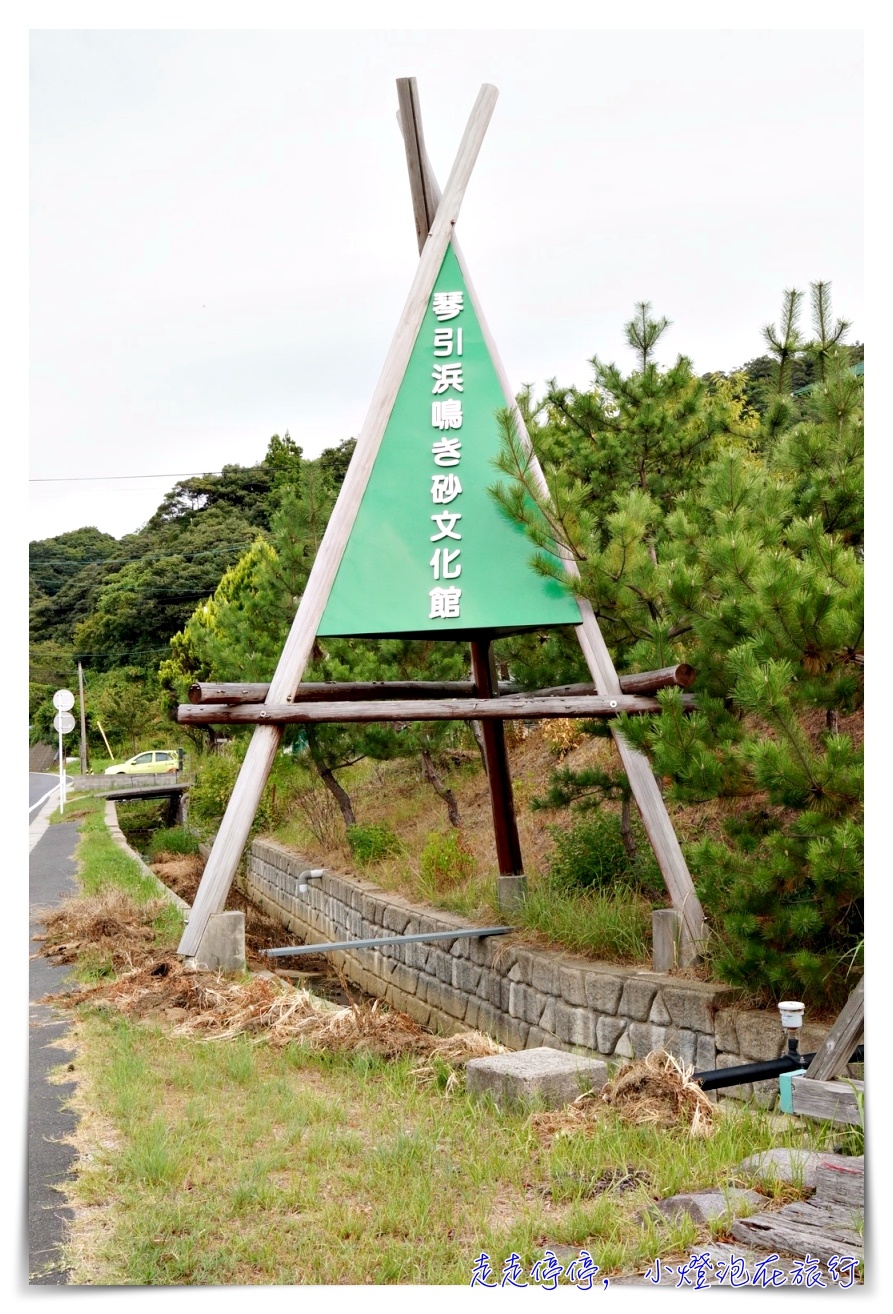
(104, 750, 181, 776)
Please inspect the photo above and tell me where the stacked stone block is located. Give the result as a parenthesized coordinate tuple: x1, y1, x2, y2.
(246, 839, 830, 1096)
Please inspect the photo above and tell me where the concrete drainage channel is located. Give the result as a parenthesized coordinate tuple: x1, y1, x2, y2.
(100, 817, 854, 1108)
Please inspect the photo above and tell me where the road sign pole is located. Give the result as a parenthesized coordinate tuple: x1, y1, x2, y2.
(58, 722, 65, 813)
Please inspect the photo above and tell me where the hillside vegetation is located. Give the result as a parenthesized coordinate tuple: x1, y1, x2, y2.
(30, 284, 863, 1009)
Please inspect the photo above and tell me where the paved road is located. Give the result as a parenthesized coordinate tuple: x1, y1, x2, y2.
(28, 793, 80, 1285)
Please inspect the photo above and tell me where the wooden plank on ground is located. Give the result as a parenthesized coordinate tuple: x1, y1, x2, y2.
(732, 1200, 863, 1266)
(791, 1076, 864, 1127)
(815, 1157, 864, 1209)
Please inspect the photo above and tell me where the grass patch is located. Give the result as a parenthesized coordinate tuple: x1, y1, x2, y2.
(515, 876, 653, 964)
(63, 1007, 806, 1286)
(47, 801, 835, 1286)
(146, 827, 202, 861)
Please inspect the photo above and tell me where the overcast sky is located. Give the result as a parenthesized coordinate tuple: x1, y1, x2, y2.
(28, 23, 863, 545)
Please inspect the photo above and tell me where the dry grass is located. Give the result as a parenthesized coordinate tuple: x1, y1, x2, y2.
(600, 1050, 717, 1135)
(39, 890, 505, 1068)
(35, 889, 171, 972)
(532, 1050, 717, 1144)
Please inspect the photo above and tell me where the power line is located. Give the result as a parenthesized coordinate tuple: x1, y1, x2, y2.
(30, 471, 227, 483)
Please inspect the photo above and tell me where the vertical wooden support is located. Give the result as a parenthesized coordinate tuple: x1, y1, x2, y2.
(399, 78, 523, 882)
(178, 84, 500, 957)
(469, 638, 524, 875)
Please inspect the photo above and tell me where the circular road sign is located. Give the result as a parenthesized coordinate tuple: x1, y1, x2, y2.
(53, 711, 76, 735)
(53, 689, 75, 712)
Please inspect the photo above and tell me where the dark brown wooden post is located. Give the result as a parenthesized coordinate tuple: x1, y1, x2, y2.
(470, 638, 525, 893)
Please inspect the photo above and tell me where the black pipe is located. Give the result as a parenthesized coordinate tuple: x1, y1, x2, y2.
(693, 1045, 864, 1092)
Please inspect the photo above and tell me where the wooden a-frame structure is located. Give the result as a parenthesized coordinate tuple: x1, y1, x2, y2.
(177, 80, 706, 960)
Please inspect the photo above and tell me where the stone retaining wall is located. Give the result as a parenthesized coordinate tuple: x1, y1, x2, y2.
(246, 839, 832, 1103)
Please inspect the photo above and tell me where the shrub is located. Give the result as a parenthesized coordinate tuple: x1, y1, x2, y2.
(419, 830, 477, 893)
(547, 813, 663, 898)
(189, 753, 241, 827)
(147, 827, 202, 860)
(346, 823, 402, 864)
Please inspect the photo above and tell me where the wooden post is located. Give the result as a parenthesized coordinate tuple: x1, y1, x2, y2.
(469, 639, 524, 876)
(399, 77, 523, 884)
(805, 976, 864, 1082)
(77, 660, 88, 776)
(178, 84, 499, 958)
(398, 83, 706, 952)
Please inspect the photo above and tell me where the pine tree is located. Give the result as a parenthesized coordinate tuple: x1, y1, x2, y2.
(492, 293, 863, 1007)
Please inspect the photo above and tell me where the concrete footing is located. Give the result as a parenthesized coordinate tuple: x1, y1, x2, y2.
(466, 1046, 608, 1110)
(187, 910, 246, 973)
(651, 908, 699, 971)
(496, 874, 527, 914)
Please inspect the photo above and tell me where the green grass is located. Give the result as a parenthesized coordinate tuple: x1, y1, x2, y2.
(65, 1008, 804, 1286)
(515, 876, 653, 963)
(53, 786, 835, 1286)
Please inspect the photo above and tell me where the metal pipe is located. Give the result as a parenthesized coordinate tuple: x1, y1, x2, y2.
(263, 925, 513, 958)
(693, 1045, 864, 1092)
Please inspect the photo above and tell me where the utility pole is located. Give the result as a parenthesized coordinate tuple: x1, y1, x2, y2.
(77, 662, 88, 775)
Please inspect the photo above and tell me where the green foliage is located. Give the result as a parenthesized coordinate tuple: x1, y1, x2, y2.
(419, 830, 478, 891)
(147, 828, 202, 860)
(493, 285, 863, 1007)
(546, 815, 663, 898)
(188, 753, 242, 829)
(346, 823, 402, 865)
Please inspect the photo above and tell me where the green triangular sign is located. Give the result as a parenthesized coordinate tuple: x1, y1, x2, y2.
(319, 243, 581, 638)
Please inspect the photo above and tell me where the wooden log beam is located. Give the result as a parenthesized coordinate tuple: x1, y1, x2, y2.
(177, 693, 670, 726)
(538, 665, 696, 696)
(187, 664, 696, 706)
(187, 679, 505, 705)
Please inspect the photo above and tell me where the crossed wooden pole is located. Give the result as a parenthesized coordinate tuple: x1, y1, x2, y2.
(177, 80, 706, 960)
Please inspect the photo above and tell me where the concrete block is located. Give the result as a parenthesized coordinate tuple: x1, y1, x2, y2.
(613, 1029, 635, 1059)
(529, 955, 559, 997)
(629, 1022, 667, 1058)
(552, 1002, 597, 1051)
(475, 1001, 502, 1041)
(653, 1189, 764, 1226)
(509, 981, 543, 1027)
(733, 1010, 785, 1061)
(651, 908, 699, 972)
(695, 1033, 716, 1072)
(497, 874, 527, 914)
(648, 993, 672, 1026)
(735, 1148, 828, 1192)
(189, 911, 245, 973)
(452, 958, 482, 994)
(466, 1047, 608, 1110)
(498, 1016, 531, 1051)
(558, 967, 587, 1008)
(663, 1026, 698, 1070)
(714, 1009, 739, 1054)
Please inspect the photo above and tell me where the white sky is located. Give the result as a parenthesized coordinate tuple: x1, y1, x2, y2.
(25, 14, 865, 544)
